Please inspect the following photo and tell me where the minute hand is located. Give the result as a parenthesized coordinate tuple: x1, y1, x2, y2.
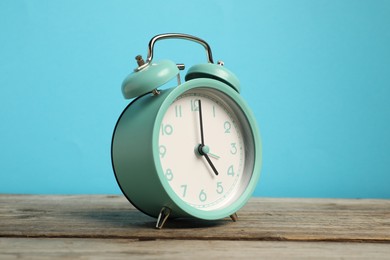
(198, 99, 205, 145)
(198, 100, 219, 176)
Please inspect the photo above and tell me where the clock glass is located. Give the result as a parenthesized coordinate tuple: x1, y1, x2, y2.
(158, 87, 255, 211)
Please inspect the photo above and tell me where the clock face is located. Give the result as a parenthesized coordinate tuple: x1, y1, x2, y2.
(158, 87, 255, 211)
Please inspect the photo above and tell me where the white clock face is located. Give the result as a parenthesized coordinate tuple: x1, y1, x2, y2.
(158, 87, 255, 211)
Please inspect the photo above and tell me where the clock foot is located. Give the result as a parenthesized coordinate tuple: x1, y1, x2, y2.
(230, 213, 238, 222)
(156, 207, 171, 229)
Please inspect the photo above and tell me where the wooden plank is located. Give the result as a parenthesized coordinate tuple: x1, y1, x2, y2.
(1, 238, 390, 259)
(0, 238, 389, 259)
(0, 195, 389, 242)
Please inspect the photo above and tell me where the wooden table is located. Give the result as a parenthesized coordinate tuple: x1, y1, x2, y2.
(0, 195, 389, 259)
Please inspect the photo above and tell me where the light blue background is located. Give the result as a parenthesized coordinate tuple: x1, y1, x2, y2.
(1, 0, 389, 198)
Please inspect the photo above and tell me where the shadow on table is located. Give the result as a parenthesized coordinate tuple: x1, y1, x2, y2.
(77, 208, 228, 230)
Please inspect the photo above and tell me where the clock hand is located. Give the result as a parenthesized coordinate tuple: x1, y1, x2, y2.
(198, 99, 205, 145)
(197, 100, 219, 176)
(198, 144, 219, 176)
(203, 151, 219, 176)
(208, 152, 220, 160)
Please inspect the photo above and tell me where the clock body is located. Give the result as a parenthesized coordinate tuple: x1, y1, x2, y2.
(111, 77, 262, 220)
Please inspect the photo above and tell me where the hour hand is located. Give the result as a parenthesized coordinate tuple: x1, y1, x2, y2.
(204, 153, 219, 176)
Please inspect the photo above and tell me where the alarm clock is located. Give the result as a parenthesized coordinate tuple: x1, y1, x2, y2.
(111, 33, 262, 229)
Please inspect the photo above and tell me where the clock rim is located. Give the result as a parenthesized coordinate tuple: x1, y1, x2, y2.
(152, 78, 262, 220)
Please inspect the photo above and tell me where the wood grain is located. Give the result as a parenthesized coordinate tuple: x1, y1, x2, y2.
(1, 195, 389, 242)
(1, 238, 390, 260)
(1, 195, 390, 259)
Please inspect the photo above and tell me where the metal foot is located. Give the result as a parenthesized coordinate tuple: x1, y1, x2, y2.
(176, 63, 185, 85)
(230, 212, 238, 222)
(156, 207, 171, 229)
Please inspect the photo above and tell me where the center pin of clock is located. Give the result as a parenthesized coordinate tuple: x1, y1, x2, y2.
(198, 144, 210, 155)
(195, 144, 220, 159)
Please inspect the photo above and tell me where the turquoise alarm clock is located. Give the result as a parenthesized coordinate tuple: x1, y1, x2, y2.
(111, 33, 262, 229)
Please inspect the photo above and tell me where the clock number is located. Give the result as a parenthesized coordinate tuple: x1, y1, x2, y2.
(227, 165, 234, 176)
(224, 121, 231, 133)
(191, 99, 200, 111)
(175, 105, 182, 118)
(213, 105, 216, 117)
(230, 143, 237, 154)
(161, 123, 173, 136)
(159, 145, 166, 158)
(165, 169, 173, 181)
(180, 184, 187, 197)
(199, 189, 207, 202)
(216, 182, 224, 194)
